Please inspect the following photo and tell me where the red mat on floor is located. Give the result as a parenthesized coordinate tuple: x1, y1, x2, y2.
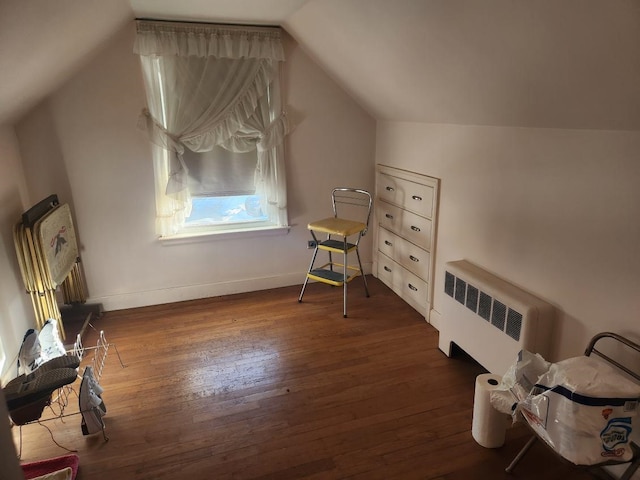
(21, 454, 79, 479)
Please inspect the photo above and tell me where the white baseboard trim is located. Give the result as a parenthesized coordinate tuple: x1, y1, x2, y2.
(90, 263, 373, 312)
(89, 272, 303, 312)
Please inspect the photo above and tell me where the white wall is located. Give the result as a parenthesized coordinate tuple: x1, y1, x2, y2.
(376, 121, 640, 360)
(0, 126, 33, 381)
(0, 0, 132, 125)
(15, 22, 376, 311)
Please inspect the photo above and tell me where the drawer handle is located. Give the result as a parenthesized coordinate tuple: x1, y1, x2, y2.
(384, 266, 392, 272)
(409, 255, 419, 262)
(410, 225, 421, 232)
(412, 195, 423, 201)
(385, 213, 394, 219)
(385, 186, 395, 192)
(408, 283, 418, 291)
(384, 240, 393, 246)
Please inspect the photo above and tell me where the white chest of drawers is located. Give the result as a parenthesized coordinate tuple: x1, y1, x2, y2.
(373, 165, 439, 319)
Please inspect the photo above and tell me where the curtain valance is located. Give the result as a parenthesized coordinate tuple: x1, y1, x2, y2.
(134, 20, 285, 60)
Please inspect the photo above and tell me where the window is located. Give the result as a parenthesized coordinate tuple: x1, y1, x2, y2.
(134, 20, 289, 238)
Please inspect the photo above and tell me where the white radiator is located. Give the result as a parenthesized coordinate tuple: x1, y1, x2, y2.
(438, 260, 555, 375)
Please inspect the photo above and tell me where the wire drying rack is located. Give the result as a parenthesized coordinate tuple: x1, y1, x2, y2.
(11, 325, 126, 458)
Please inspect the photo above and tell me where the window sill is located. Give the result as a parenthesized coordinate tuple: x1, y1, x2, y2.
(159, 224, 291, 245)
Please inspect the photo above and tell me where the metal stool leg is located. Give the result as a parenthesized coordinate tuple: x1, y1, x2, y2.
(299, 245, 320, 303)
(355, 247, 369, 297)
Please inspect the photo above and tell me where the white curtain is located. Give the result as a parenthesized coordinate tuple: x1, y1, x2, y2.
(134, 20, 289, 236)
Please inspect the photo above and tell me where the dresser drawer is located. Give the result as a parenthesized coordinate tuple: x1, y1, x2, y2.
(376, 172, 435, 218)
(377, 252, 428, 315)
(377, 227, 430, 280)
(377, 201, 432, 250)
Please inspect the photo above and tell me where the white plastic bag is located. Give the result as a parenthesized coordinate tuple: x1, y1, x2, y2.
(490, 350, 550, 416)
(520, 355, 640, 465)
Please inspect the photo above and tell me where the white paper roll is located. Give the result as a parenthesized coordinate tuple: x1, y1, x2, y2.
(472, 373, 509, 448)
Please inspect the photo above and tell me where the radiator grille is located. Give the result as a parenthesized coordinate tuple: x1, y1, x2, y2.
(454, 278, 466, 304)
(478, 292, 492, 321)
(491, 300, 507, 330)
(506, 309, 523, 341)
(445, 270, 523, 341)
(466, 285, 479, 312)
(444, 271, 455, 297)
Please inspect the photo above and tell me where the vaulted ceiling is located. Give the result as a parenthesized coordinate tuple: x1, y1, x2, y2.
(1, 0, 639, 129)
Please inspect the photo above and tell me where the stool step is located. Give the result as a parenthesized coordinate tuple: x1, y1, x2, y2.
(318, 239, 357, 253)
(307, 268, 355, 287)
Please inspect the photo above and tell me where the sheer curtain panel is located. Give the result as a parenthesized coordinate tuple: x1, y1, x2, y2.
(134, 20, 289, 236)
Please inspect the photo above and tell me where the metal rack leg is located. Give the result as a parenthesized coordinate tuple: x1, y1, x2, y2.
(506, 436, 537, 474)
(17, 425, 23, 459)
(619, 450, 640, 480)
(98, 412, 109, 442)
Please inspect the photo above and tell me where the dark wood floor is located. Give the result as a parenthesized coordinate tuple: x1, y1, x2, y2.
(13, 277, 595, 479)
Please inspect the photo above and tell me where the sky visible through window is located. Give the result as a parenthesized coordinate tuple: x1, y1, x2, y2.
(186, 195, 267, 226)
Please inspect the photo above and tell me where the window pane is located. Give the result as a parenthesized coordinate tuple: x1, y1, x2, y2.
(185, 195, 267, 226)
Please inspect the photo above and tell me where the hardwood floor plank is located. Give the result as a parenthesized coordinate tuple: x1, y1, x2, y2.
(9, 278, 594, 479)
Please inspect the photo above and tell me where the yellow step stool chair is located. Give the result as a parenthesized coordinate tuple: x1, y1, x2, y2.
(298, 188, 372, 317)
